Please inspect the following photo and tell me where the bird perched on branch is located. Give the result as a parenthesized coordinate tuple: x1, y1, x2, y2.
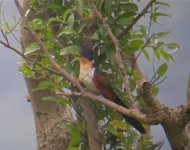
(79, 40, 145, 134)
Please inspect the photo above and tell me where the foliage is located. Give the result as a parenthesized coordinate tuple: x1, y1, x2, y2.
(13, 0, 179, 149)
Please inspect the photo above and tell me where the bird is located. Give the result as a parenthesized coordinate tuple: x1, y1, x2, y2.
(79, 42, 145, 134)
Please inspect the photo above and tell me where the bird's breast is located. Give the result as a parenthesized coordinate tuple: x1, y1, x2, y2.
(79, 65, 99, 93)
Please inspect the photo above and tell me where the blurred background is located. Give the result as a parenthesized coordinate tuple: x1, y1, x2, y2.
(0, 1, 189, 150)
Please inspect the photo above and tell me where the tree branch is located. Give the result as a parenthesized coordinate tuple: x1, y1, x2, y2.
(117, 0, 156, 39)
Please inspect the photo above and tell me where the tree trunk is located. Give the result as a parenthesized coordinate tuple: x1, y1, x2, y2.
(80, 99, 102, 150)
(25, 78, 71, 150)
(19, 0, 71, 149)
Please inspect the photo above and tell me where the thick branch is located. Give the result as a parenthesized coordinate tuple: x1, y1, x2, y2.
(176, 76, 190, 127)
(79, 99, 101, 150)
(56, 90, 162, 125)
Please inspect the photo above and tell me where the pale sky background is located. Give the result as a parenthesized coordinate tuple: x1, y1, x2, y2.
(0, 1, 190, 150)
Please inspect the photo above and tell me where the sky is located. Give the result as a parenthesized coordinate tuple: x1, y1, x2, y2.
(0, 1, 190, 150)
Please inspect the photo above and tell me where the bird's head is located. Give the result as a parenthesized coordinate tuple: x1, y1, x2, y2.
(80, 39, 93, 61)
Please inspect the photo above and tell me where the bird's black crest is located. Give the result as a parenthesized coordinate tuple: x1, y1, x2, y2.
(80, 39, 93, 60)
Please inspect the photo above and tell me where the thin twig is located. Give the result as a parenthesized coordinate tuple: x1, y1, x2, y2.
(129, 34, 154, 80)
(1, 30, 9, 44)
(0, 37, 62, 76)
(150, 73, 159, 84)
(117, 0, 156, 39)
(152, 76, 167, 86)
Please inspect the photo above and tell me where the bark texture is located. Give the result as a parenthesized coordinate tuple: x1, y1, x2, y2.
(26, 78, 71, 150)
(19, 0, 71, 149)
(141, 81, 190, 150)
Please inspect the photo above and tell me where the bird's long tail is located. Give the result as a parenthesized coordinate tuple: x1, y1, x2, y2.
(123, 113, 145, 134)
(113, 97, 146, 134)
(109, 95, 146, 134)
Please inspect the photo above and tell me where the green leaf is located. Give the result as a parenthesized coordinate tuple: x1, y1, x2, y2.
(112, 120, 129, 130)
(24, 42, 40, 55)
(154, 12, 169, 18)
(155, 1, 170, 7)
(125, 3, 138, 13)
(68, 14, 75, 28)
(43, 96, 68, 105)
(1, 23, 11, 33)
(40, 58, 50, 66)
(132, 71, 141, 80)
(60, 45, 81, 56)
(106, 124, 119, 136)
(127, 40, 144, 52)
(58, 27, 76, 36)
(157, 42, 165, 48)
(143, 49, 150, 60)
(152, 87, 160, 96)
(131, 40, 144, 49)
(105, 45, 115, 64)
(154, 48, 160, 59)
(32, 18, 44, 30)
(152, 12, 170, 22)
(76, 0, 84, 17)
(78, 22, 87, 33)
(62, 124, 81, 146)
(104, 0, 112, 14)
(154, 32, 170, 39)
(157, 63, 168, 77)
(37, 81, 55, 90)
(48, 17, 63, 24)
(63, 8, 71, 22)
(19, 65, 33, 77)
(47, 4, 64, 14)
(169, 55, 176, 63)
(133, 33, 145, 39)
(166, 42, 180, 50)
(91, 32, 99, 40)
(160, 49, 170, 61)
(117, 13, 133, 25)
(139, 25, 147, 35)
